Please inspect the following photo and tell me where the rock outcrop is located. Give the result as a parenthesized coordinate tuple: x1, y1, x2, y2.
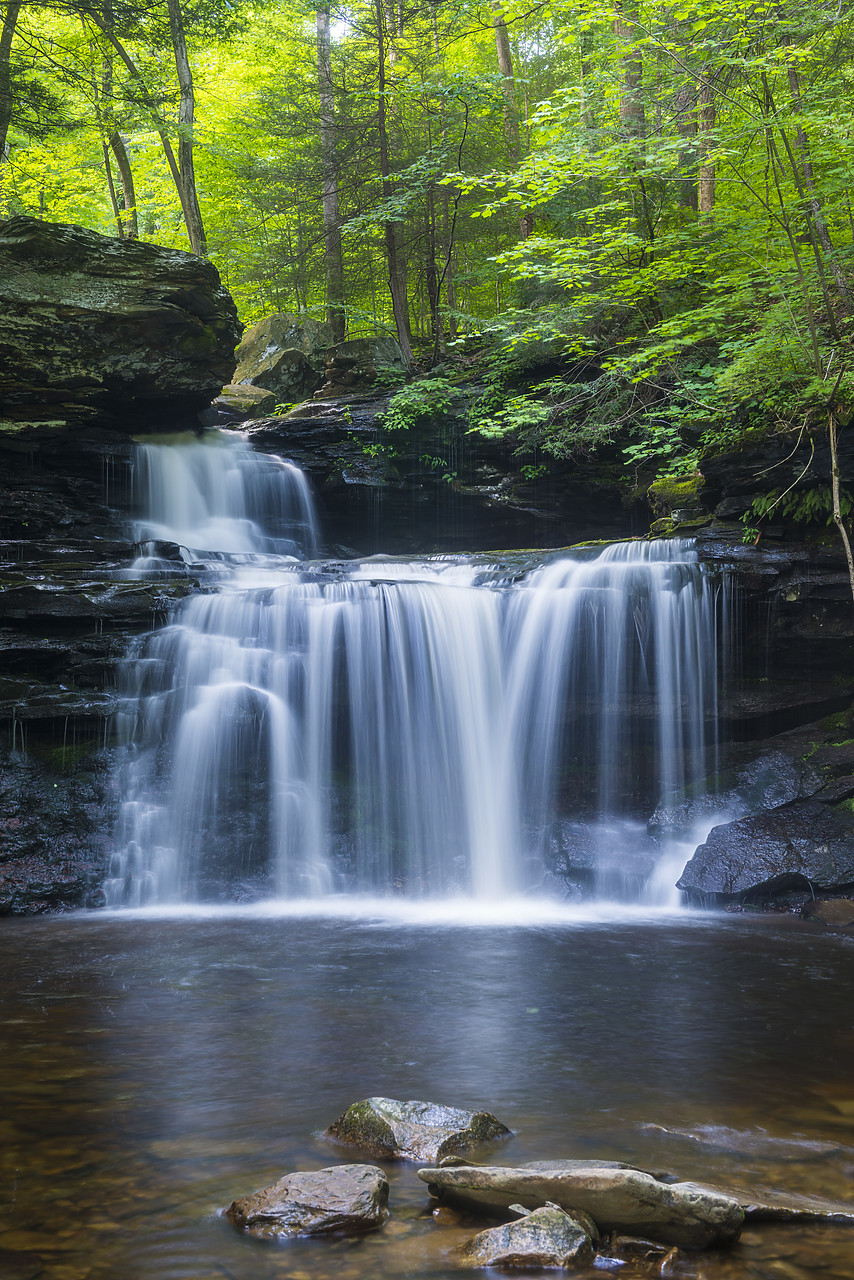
(0, 216, 240, 432)
(226, 1164, 389, 1238)
(677, 800, 854, 904)
(325, 1097, 511, 1162)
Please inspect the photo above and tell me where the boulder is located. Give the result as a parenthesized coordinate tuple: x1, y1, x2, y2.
(202, 383, 278, 424)
(225, 1163, 388, 1239)
(677, 800, 854, 904)
(320, 335, 405, 394)
(457, 1206, 596, 1270)
(417, 1163, 744, 1250)
(649, 750, 824, 837)
(233, 313, 333, 402)
(801, 897, 854, 930)
(325, 1097, 511, 1161)
(0, 216, 240, 432)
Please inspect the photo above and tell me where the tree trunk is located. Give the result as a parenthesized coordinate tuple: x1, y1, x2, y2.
(109, 130, 138, 237)
(374, 0, 412, 367)
(697, 75, 715, 215)
(166, 0, 206, 256)
(491, 0, 519, 162)
(614, 0, 644, 138)
(787, 60, 852, 305)
(0, 0, 21, 164)
(317, 4, 345, 341)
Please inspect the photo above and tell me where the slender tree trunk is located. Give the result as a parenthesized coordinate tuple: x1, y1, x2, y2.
(101, 138, 124, 234)
(491, 0, 519, 162)
(166, 0, 206, 255)
(0, 0, 21, 164)
(697, 74, 715, 215)
(109, 130, 138, 236)
(614, 0, 644, 138)
(787, 59, 852, 305)
(374, 0, 412, 367)
(317, 4, 345, 341)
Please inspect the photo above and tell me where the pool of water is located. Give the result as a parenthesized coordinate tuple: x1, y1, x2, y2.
(2, 908, 853, 1280)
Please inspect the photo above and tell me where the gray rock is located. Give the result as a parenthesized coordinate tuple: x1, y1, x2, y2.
(650, 750, 824, 836)
(233, 313, 333, 402)
(321, 335, 405, 394)
(325, 1097, 511, 1162)
(213, 383, 278, 420)
(417, 1163, 744, 1250)
(225, 1163, 388, 1239)
(677, 800, 854, 903)
(458, 1206, 596, 1269)
(690, 1185, 854, 1223)
(0, 215, 240, 432)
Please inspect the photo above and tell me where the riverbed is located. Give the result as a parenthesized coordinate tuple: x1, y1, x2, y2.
(2, 908, 853, 1280)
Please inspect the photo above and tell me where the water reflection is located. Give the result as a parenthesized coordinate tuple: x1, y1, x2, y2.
(1, 915, 853, 1280)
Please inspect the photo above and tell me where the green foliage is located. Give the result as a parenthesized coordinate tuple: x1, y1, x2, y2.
(379, 376, 463, 433)
(746, 485, 853, 528)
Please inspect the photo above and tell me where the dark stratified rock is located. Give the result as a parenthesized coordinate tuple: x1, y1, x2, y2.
(233, 313, 333, 403)
(458, 1206, 596, 1270)
(325, 1097, 511, 1162)
(225, 1164, 389, 1239)
(417, 1163, 744, 1250)
(677, 800, 854, 904)
(0, 215, 240, 432)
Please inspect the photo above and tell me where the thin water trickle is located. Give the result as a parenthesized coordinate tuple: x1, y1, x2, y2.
(107, 432, 730, 908)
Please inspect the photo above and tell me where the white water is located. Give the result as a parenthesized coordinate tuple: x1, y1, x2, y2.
(108, 432, 727, 907)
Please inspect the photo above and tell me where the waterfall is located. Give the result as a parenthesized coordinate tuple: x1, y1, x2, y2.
(108, 433, 726, 908)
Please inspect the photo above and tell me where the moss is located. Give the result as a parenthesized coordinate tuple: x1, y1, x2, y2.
(647, 472, 705, 516)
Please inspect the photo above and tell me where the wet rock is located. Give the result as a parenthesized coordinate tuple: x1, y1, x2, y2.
(0, 215, 240, 432)
(677, 800, 854, 904)
(417, 1163, 744, 1250)
(801, 897, 854, 930)
(233, 313, 332, 403)
(325, 1097, 511, 1161)
(650, 751, 824, 837)
(458, 1205, 596, 1269)
(689, 1185, 854, 1223)
(225, 1163, 389, 1238)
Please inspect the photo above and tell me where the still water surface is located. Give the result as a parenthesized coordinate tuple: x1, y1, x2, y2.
(2, 909, 853, 1280)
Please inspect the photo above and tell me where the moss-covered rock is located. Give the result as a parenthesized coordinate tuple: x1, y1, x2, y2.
(325, 1097, 511, 1162)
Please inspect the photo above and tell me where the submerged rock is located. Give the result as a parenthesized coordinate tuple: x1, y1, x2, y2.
(225, 1163, 388, 1239)
(458, 1205, 596, 1269)
(677, 800, 854, 904)
(690, 1184, 854, 1223)
(417, 1162, 744, 1250)
(325, 1097, 511, 1161)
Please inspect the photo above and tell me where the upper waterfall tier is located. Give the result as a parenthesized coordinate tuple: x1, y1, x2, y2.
(131, 430, 319, 559)
(109, 437, 727, 908)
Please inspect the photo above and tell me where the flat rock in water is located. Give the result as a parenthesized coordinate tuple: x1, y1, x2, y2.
(417, 1163, 744, 1250)
(691, 1184, 854, 1223)
(225, 1163, 389, 1238)
(325, 1097, 511, 1161)
(458, 1206, 596, 1270)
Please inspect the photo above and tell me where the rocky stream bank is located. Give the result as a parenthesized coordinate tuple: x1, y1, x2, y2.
(2, 215, 854, 918)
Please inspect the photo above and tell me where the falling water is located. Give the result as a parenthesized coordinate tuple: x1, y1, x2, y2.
(108, 432, 727, 907)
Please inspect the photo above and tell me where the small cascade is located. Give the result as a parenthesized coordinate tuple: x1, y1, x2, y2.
(130, 430, 319, 560)
(108, 434, 728, 908)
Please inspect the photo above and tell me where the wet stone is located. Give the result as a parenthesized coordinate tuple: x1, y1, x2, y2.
(225, 1163, 389, 1239)
(325, 1096, 511, 1162)
(458, 1205, 596, 1270)
(418, 1162, 744, 1250)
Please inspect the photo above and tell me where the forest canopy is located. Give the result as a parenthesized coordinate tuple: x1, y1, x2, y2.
(2, 0, 854, 487)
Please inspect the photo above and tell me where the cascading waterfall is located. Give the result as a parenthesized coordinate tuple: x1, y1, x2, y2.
(107, 431, 727, 907)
